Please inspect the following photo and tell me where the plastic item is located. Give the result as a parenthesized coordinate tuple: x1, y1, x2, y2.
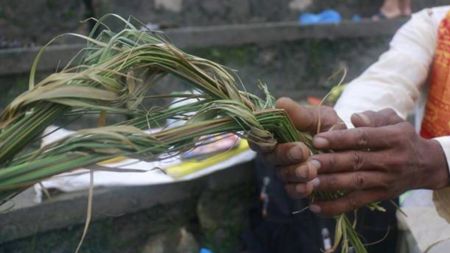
(299, 9, 342, 25)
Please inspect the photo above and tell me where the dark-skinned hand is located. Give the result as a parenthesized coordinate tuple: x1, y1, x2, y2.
(261, 97, 345, 197)
(261, 97, 450, 217)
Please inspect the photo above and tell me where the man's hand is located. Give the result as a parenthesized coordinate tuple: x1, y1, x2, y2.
(261, 97, 345, 197)
(307, 109, 449, 216)
(263, 98, 450, 217)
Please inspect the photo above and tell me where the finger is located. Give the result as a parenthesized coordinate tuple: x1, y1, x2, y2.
(284, 179, 319, 199)
(310, 190, 387, 216)
(264, 142, 310, 166)
(311, 150, 386, 174)
(276, 97, 342, 134)
(315, 171, 390, 192)
(351, 108, 404, 128)
(277, 159, 320, 183)
(313, 125, 398, 150)
(328, 121, 347, 131)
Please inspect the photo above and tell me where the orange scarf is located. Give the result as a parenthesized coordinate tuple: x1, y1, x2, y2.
(421, 11, 450, 138)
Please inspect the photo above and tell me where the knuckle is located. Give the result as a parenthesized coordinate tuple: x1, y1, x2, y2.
(321, 106, 339, 129)
(321, 107, 336, 119)
(387, 155, 403, 168)
(326, 175, 340, 190)
(351, 151, 364, 171)
(354, 128, 369, 148)
(352, 173, 365, 189)
(390, 126, 406, 145)
(314, 155, 331, 172)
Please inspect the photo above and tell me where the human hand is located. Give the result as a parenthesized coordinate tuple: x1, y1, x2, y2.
(306, 109, 450, 216)
(259, 97, 345, 197)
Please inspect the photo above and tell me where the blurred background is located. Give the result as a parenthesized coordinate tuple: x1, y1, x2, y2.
(2, 0, 449, 111)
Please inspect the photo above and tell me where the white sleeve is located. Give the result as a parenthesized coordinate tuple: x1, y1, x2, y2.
(435, 137, 450, 187)
(435, 137, 450, 167)
(333, 7, 450, 184)
(334, 8, 440, 126)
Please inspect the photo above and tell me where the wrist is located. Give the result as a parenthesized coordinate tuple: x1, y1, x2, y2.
(423, 139, 450, 190)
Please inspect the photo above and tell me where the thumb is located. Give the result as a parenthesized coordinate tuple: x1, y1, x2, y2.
(276, 97, 341, 135)
(351, 108, 404, 128)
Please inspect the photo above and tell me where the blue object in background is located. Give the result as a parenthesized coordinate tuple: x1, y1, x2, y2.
(299, 9, 342, 25)
(352, 14, 362, 22)
(199, 248, 213, 253)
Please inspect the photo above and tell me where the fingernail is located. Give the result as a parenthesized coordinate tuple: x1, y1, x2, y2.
(313, 137, 329, 149)
(356, 113, 371, 125)
(288, 146, 302, 161)
(309, 204, 321, 213)
(311, 178, 320, 188)
(309, 160, 321, 170)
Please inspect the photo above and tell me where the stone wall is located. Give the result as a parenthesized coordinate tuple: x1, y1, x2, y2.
(0, 174, 256, 253)
(0, 0, 88, 47)
(1, 0, 450, 46)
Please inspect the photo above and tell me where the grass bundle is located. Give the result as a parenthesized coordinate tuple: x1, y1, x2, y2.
(0, 14, 376, 253)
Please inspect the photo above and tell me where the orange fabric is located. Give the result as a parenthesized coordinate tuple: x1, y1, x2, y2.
(421, 11, 450, 138)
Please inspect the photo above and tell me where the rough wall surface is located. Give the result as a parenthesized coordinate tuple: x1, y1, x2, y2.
(0, 182, 255, 253)
(1, 0, 449, 46)
(0, 0, 87, 47)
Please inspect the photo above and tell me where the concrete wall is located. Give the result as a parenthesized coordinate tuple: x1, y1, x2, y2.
(0, 163, 256, 253)
(2, 0, 450, 47)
